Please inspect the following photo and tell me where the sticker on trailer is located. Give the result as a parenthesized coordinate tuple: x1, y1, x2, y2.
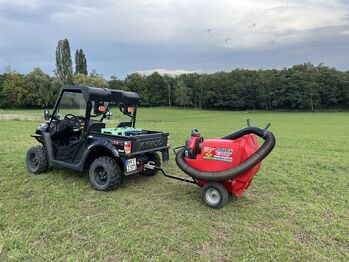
(125, 158, 137, 172)
(203, 147, 233, 162)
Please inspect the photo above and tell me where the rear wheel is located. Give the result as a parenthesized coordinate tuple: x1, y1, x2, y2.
(89, 156, 122, 191)
(201, 182, 229, 208)
(141, 153, 161, 176)
(26, 145, 49, 174)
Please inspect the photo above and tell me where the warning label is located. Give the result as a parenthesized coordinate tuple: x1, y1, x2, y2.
(203, 147, 233, 162)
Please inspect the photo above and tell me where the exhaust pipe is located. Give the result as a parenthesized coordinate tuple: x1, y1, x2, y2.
(175, 126, 276, 181)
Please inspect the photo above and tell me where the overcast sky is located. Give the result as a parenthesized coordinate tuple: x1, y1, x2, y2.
(1, 0, 349, 78)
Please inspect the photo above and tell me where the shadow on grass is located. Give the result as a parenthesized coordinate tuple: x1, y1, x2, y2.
(43, 165, 257, 212)
(48, 166, 161, 187)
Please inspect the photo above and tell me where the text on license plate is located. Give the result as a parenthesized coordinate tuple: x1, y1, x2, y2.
(125, 158, 137, 172)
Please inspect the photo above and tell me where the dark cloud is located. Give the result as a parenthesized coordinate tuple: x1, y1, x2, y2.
(0, 0, 349, 78)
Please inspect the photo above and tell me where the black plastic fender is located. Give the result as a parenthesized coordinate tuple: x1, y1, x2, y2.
(87, 140, 119, 158)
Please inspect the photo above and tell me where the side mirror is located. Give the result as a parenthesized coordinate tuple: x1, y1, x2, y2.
(44, 109, 50, 120)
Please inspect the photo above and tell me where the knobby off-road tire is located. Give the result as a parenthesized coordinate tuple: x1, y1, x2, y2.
(89, 156, 122, 191)
(201, 182, 229, 209)
(26, 145, 49, 174)
(141, 153, 161, 176)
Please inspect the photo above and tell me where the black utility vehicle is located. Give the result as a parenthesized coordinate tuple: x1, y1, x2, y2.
(26, 86, 169, 191)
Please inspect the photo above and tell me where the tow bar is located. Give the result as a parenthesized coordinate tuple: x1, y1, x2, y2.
(144, 163, 199, 185)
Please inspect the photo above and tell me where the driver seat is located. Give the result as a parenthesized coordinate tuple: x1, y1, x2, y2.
(88, 121, 106, 133)
(117, 121, 132, 128)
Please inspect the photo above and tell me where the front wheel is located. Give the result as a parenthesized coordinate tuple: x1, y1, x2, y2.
(89, 156, 122, 191)
(26, 145, 49, 174)
(201, 182, 229, 208)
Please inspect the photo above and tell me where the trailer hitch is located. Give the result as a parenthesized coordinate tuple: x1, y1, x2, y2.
(144, 163, 199, 185)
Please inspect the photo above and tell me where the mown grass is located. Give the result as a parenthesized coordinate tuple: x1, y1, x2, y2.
(0, 108, 348, 261)
(0, 109, 44, 115)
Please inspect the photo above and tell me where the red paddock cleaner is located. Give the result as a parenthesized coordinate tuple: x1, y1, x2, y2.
(184, 131, 262, 196)
(146, 120, 276, 208)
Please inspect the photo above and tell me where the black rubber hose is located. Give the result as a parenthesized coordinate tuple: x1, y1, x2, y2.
(175, 126, 276, 181)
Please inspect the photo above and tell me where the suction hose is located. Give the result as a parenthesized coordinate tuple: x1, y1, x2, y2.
(175, 126, 276, 181)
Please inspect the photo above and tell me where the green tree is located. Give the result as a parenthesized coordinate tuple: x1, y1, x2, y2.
(0, 73, 5, 107)
(55, 39, 73, 83)
(108, 76, 125, 90)
(26, 68, 55, 107)
(124, 73, 148, 105)
(2, 73, 27, 107)
(50, 77, 64, 105)
(72, 74, 108, 88)
(255, 69, 278, 110)
(174, 79, 192, 107)
(178, 73, 201, 108)
(75, 49, 88, 75)
(163, 74, 175, 106)
(145, 72, 167, 106)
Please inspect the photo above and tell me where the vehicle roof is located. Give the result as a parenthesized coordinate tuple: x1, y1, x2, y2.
(61, 85, 139, 105)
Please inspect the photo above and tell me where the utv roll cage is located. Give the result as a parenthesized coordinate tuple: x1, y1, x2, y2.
(49, 86, 140, 128)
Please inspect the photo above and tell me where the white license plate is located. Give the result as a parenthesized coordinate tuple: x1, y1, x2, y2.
(125, 158, 137, 173)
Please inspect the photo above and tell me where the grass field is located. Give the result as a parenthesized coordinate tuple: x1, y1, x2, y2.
(0, 108, 348, 261)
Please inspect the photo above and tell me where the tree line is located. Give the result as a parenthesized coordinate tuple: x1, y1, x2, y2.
(0, 38, 348, 110)
(0, 63, 348, 110)
(122, 63, 349, 110)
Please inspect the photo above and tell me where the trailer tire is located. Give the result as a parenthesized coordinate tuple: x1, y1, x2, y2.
(141, 153, 161, 176)
(89, 156, 122, 191)
(26, 145, 49, 174)
(201, 182, 228, 208)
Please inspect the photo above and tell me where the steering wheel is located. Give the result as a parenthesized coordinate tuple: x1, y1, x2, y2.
(64, 114, 80, 129)
(64, 113, 76, 119)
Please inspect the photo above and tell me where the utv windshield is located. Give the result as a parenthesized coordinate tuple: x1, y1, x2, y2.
(56, 91, 87, 118)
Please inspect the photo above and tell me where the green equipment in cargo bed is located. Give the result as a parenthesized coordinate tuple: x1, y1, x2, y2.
(101, 127, 144, 136)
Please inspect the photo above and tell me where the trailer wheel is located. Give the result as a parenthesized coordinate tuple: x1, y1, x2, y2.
(141, 153, 161, 176)
(89, 156, 122, 191)
(26, 145, 49, 174)
(201, 182, 228, 208)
